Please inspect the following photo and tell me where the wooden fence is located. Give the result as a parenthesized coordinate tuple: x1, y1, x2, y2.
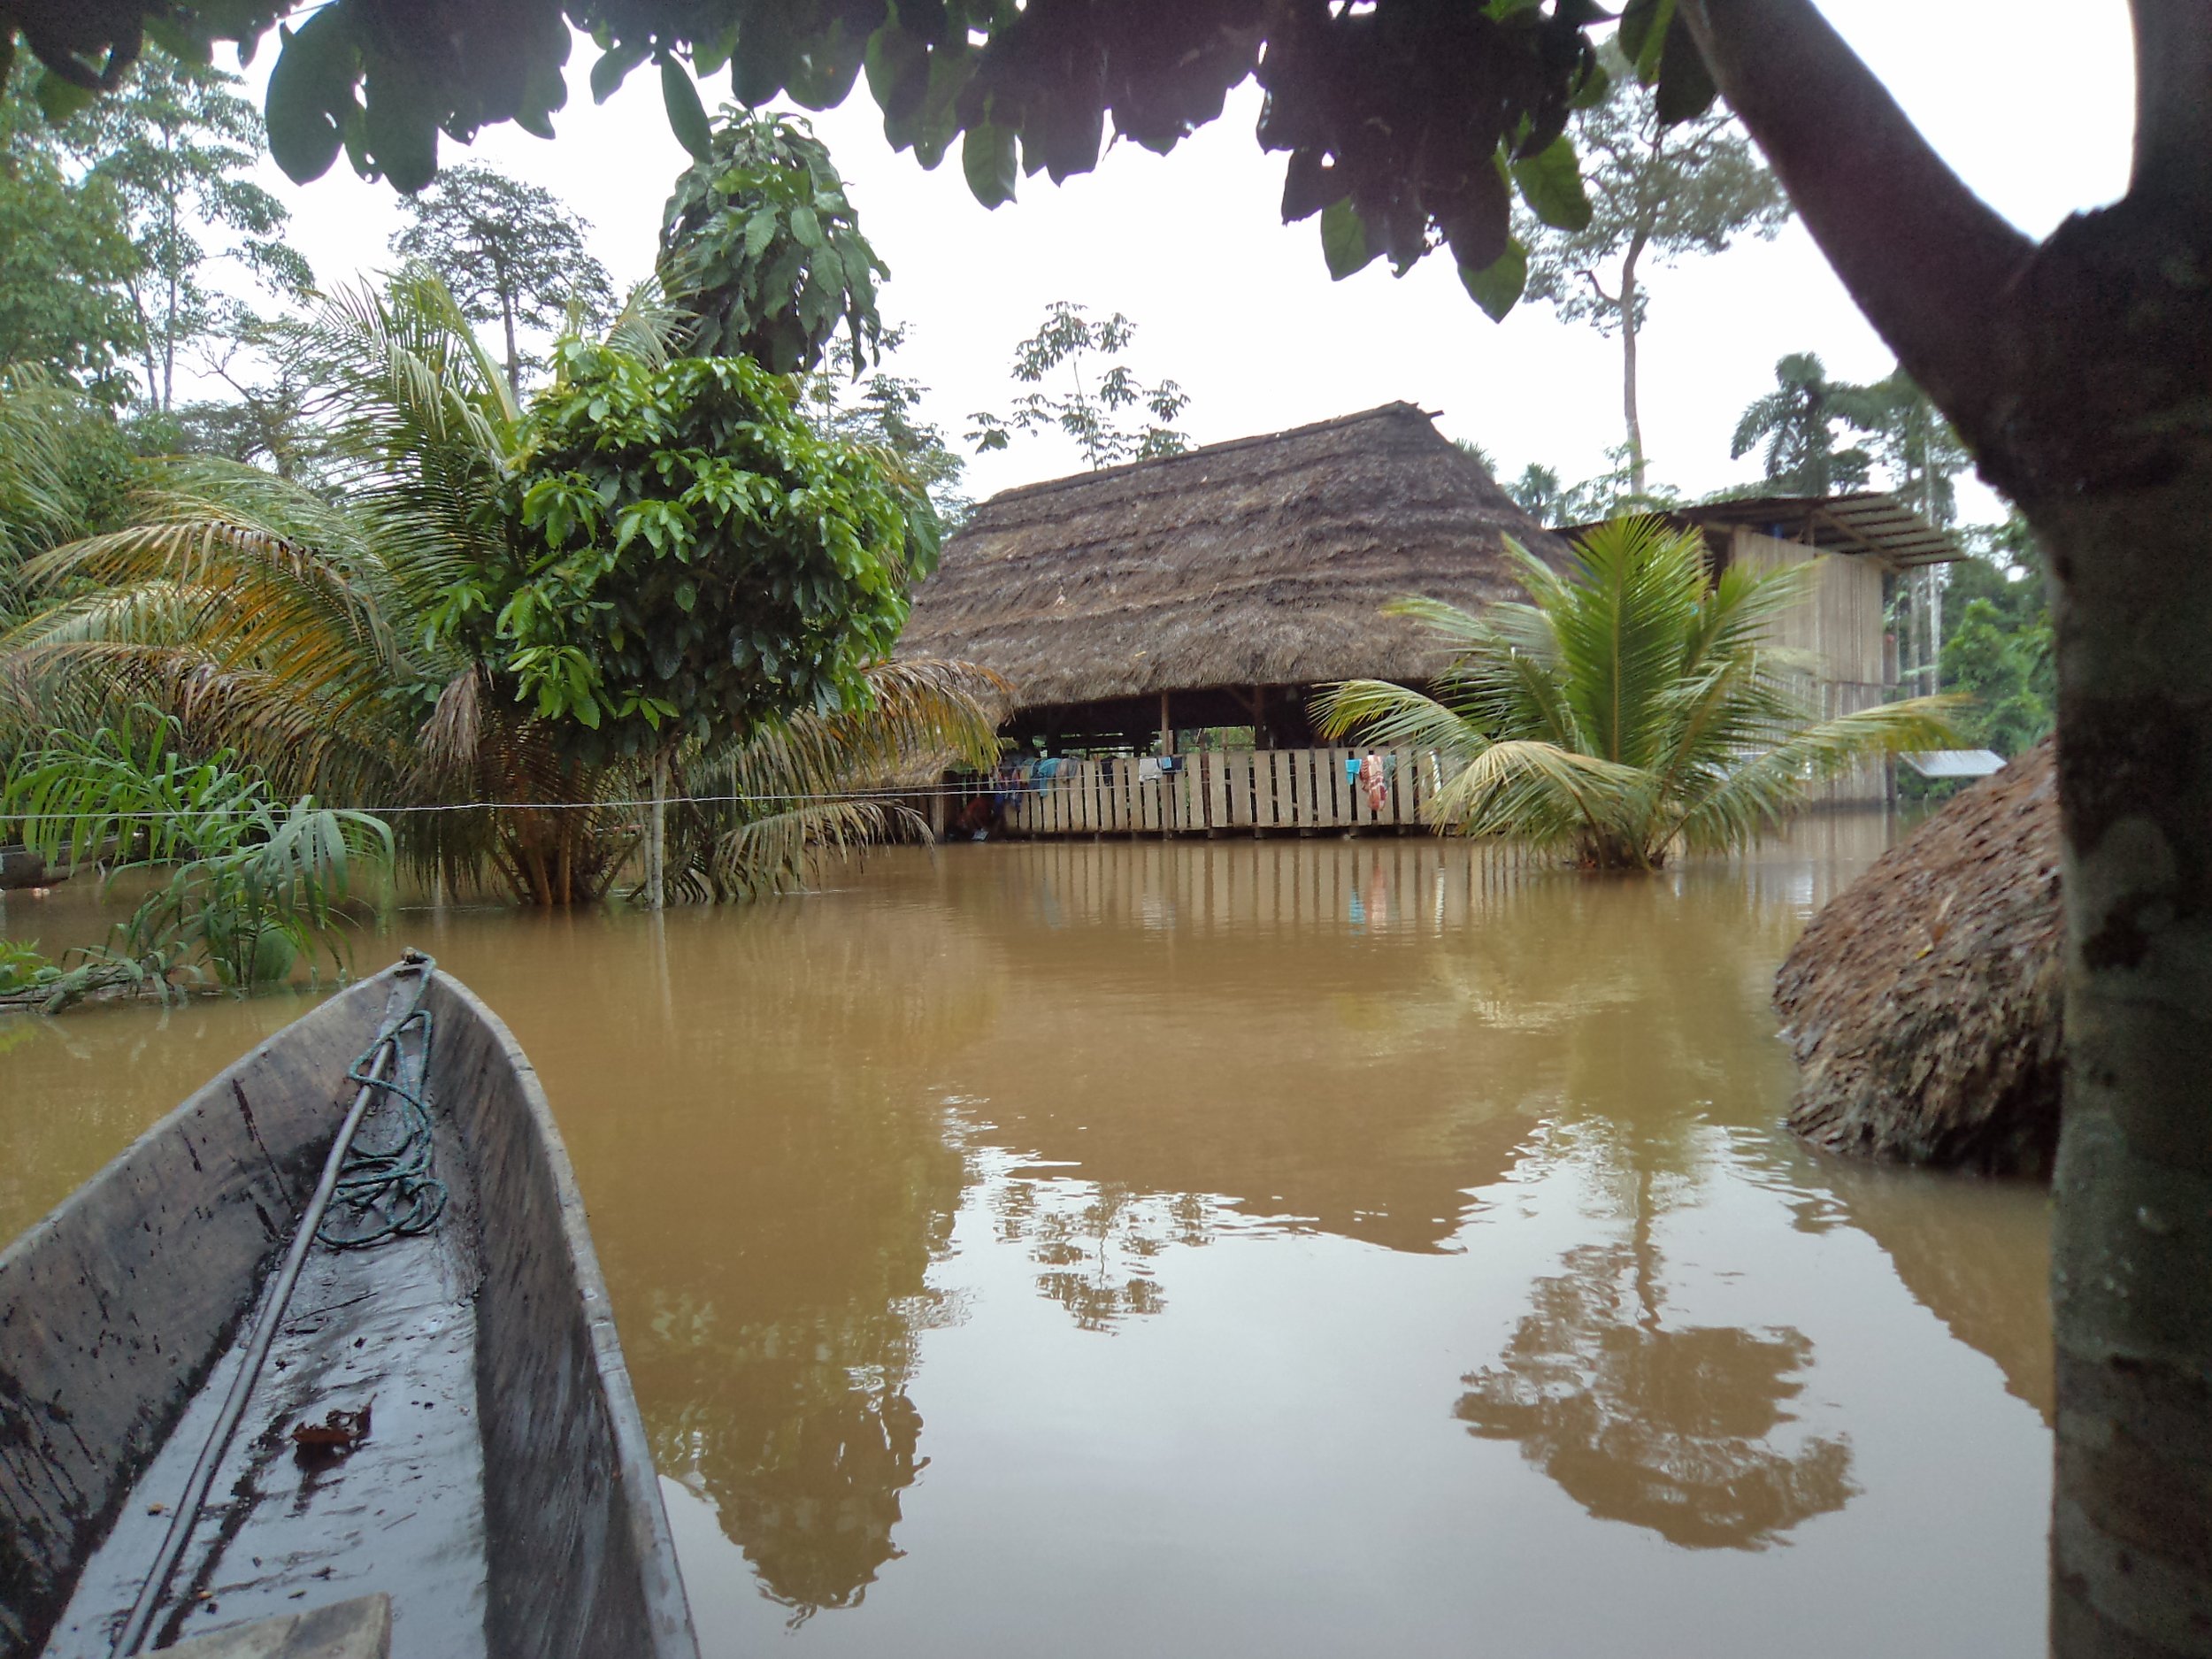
(1001, 747, 1445, 838)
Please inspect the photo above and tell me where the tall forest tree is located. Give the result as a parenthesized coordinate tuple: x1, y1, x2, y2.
(0, 73, 137, 397)
(18, 0, 2212, 1647)
(966, 302, 1192, 471)
(62, 51, 310, 413)
(1519, 45, 1789, 495)
(802, 326, 972, 527)
(391, 162, 614, 396)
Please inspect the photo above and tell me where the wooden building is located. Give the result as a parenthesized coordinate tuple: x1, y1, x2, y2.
(900, 403, 1571, 751)
(1619, 494, 1964, 803)
(899, 406, 1961, 832)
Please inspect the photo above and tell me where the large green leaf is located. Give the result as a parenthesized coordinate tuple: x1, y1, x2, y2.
(590, 40, 650, 105)
(661, 58, 714, 162)
(1320, 198, 1379, 280)
(264, 12, 355, 185)
(742, 210, 780, 260)
(1617, 0, 1674, 80)
(962, 122, 1018, 209)
(34, 72, 95, 121)
(1509, 136, 1591, 232)
(1655, 13, 1721, 125)
(361, 73, 438, 193)
(1460, 240, 1529, 322)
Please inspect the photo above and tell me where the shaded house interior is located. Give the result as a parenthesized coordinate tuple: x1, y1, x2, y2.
(900, 405, 1962, 799)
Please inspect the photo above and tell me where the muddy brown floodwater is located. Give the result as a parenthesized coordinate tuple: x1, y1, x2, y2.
(2, 825, 2052, 1657)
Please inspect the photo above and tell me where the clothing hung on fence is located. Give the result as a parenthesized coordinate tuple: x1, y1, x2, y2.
(1359, 752, 1388, 814)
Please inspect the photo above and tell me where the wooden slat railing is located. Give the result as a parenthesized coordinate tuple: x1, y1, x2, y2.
(1002, 747, 1456, 838)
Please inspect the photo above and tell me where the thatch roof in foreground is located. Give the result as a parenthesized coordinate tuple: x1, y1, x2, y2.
(897, 403, 1571, 710)
(1775, 740, 2062, 1175)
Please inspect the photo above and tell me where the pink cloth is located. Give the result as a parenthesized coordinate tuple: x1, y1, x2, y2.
(1358, 755, 1387, 812)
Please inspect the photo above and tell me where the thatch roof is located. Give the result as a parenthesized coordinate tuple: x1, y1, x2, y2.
(1775, 740, 2062, 1175)
(898, 403, 1572, 710)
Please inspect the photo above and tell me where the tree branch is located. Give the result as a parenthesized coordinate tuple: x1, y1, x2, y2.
(1678, 0, 2035, 442)
(2131, 0, 2212, 207)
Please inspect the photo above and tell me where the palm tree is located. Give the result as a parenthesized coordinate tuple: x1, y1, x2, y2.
(1, 271, 1005, 904)
(1505, 462, 1573, 526)
(1313, 516, 1957, 870)
(1729, 352, 1884, 496)
(0, 368, 125, 629)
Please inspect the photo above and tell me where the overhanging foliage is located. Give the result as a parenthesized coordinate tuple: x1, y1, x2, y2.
(0, 0, 1724, 321)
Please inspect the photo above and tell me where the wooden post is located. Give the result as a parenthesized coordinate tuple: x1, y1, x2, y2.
(929, 778, 946, 841)
(1159, 691, 1174, 756)
(648, 750, 669, 911)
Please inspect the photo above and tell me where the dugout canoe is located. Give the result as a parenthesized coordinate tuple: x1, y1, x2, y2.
(0, 956, 698, 1659)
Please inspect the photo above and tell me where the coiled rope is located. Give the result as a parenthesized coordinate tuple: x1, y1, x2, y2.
(318, 992, 447, 1248)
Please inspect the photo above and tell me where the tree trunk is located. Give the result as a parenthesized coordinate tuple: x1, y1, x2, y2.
(1986, 201, 2212, 1659)
(1929, 568, 1943, 694)
(2042, 482, 2212, 1659)
(159, 133, 178, 413)
(1917, 568, 1935, 695)
(649, 750, 669, 911)
(132, 280, 159, 411)
(502, 298, 521, 400)
(1619, 234, 1649, 496)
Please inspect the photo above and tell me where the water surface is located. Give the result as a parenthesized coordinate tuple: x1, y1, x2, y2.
(0, 827, 2051, 1656)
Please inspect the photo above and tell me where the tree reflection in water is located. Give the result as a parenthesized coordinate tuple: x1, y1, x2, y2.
(992, 1173, 1212, 1331)
(1426, 871, 1859, 1550)
(1455, 1234, 1856, 1549)
(582, 905, 990, 1624)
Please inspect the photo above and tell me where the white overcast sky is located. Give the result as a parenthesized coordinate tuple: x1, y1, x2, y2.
(224, 1, 2135, 525)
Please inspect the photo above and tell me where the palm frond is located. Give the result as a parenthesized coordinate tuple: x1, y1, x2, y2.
(1669, 695, 1963, 851)
(699, 799, 908, 902)
(1311, 679, 1478, 757)
(1435, 739, 1656, 853)
(598, 276, 686, 369)
(669, 657, 1006, 901)
(1327, 515, 1949, 867)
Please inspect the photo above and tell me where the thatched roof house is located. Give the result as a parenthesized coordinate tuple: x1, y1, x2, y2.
(1775, 740, 2062, 1174)
(898, 403, 1571, 747)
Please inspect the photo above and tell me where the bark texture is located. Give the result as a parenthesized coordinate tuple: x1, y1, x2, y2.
(1776, 741, 2062, 1174)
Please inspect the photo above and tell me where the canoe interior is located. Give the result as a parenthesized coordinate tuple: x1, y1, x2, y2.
(0, 965, 696, 1659)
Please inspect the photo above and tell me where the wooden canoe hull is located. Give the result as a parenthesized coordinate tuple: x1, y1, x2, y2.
(0, 965, 698, 1659)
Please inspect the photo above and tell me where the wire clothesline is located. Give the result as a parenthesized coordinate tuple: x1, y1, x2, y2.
(0, 779, 1048, 822)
